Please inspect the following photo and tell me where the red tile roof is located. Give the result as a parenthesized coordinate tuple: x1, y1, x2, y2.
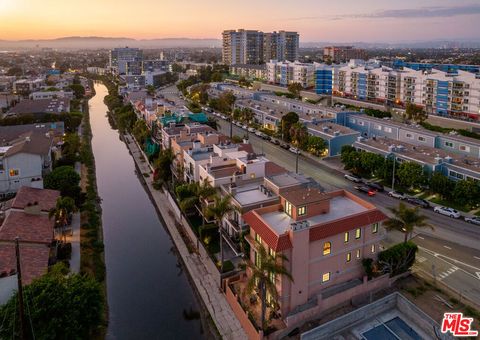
(309, 209, 387, 242)
(265, 161, 287, 177)
(0, 243, 50, 284)
(0, 211, 55, 244)
(243, 210, 293, 252)
(12, 186, 60, 212)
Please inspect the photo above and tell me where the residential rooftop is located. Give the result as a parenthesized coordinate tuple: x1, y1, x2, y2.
(0, 211, 54, 244)
(307, 122, 359, 138)
(0, 243, 50, 285)
(7, 98, 70, 116)
(355, 136, 480, 174)
(11, 186, 60, 212)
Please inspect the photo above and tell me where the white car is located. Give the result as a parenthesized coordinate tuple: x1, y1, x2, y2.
(344, 173, 362, 183)
(255, 131, 263, 137)
(248, 127, 256, 133)
(464, 216, 480, 225)
(242, 124, 248, 130)
(388, 191, 407, 200)
(220, 115, 227, 120)
(434, 206, 461, 219)
(289, 147, 300, 154)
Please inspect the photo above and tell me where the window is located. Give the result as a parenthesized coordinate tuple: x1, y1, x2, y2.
(405, 133, 413, 139)
(445, 141, 454, 148)
(371, 244, 376, 253)
(356, 249, 361, 259)
(350, 118, 356, 124)
(372, 223, 378, 234)
(298, 206, 306, 216)
(269, 271, 276, 284)
(344, 232, 349, 243)
(323, 242, 331, 256)
(418, 136, 425, 142)
(285, 201, 292, 216)
(322, 272, 330, 283)
(373, 124, 382, 131)
(269, 248, 276, 258)
(255, 251, 261, 267)
(459, 145, 470, 152)
(358, 121, 365, 126)
(355, 228, 361, 239)
(384, 127, 392, 133)
(9, 169, 19, 177)
(346, 252, 351, 262)
(255, 233, 262, 244)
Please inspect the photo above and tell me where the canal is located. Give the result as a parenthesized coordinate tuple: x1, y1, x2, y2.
(89, 83, 204, 339)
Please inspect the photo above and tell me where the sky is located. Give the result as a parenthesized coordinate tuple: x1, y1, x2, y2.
(0, 0, 479, 42)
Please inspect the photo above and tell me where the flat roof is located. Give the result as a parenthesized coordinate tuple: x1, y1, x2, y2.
(266, 172, 313, 189)
(307, 122, 359, 137)
(261, 196, 368, 235)
(355, 136, 480, 174)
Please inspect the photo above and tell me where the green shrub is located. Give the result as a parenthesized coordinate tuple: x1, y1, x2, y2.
(377, 242, 418, 277)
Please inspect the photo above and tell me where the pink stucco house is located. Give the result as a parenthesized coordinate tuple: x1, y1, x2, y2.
(243, 187, 387, 317)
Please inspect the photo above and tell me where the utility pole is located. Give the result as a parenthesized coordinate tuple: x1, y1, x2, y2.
(391, 155, 396, 191)
(295, 151, 299, 174)
(230, 104, 233, 139)
(15, 237, 27, 340)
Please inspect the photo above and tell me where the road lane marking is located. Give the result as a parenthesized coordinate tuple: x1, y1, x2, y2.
(443, 246, 452, 250)
(418, 236, 424, 240)
(416, 256, 426, 263)
(419, 246, 480, 281)
(474, 256, 480, 260)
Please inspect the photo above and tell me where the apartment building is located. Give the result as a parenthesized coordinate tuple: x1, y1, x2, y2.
(5, 98, 70, 118)
(222, 29, 299, 65)
(109, 47, 143, 75)
(229, 64, 266, 80)
(161, 123, 215, 150)
(314, 63, 337, 95)
(13, 78, 44, 97)
(243, 187, 387, 316)
(30, 90, 74, 100)
(266, 60, 315, 88)
(306, 122, 360, 156)
(323, 46, 367, 63)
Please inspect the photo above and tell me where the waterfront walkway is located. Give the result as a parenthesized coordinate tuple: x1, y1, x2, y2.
(124, 134, 246, 340)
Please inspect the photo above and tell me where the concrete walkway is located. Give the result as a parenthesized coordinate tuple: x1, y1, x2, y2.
(124, 135, 246, 340)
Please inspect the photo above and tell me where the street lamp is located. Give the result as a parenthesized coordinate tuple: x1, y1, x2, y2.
(391, 154, 396, 191)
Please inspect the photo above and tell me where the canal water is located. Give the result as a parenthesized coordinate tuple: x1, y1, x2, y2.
(89, 83, 204, 339)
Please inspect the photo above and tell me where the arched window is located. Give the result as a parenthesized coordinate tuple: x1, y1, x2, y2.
(323, 242, 331, 256)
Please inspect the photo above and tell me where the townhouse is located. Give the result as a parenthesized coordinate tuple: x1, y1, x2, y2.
(243, 186, 387, 316)
(306, 122, 360, 156)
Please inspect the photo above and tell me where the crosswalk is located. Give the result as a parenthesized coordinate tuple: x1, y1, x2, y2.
(438, 266, 459, 280)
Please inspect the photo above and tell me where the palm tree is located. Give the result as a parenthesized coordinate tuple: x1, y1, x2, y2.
(49, 196, 77, 243)
(244, 245, 293, 330)
(178, 179, 216, 248)
(206, 194, 237, 273)
(384, 202, 433, 243)
(289, 122, 307, 148)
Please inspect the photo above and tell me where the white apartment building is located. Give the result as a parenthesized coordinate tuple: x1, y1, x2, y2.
(266, 60, 315, 88)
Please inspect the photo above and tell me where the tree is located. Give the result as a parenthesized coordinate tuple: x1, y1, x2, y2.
(49, 196, 77, 242)
(289, 122, 308, 149)
(171, 63, 184, 73)
(280, 112, 299, 142)
(68, 84, 85, 99)
(287, 82, 303, 98)
(59, 133, 80, 166)
(241, 108, 255, 123)
(360, 152, 385, 177)
(306, 135, 328, 156)
(377, 242, 418, 277)
(153, 148, 174, 187)
(132, 119, 149, 145)
(146, 85, 156, 96)
(429, 172, 455, 199)
(44, 166, 81, 202)
(243, 245, 293, 330)
(383, 202, 433, 243)
(0, 263, 103, 339)
(397, 162, 426, 189)
(405, 103, 428, 123)
(452, 179, 480, 208)
(206, 194, 237, 272)
(340, 146, 361, 173)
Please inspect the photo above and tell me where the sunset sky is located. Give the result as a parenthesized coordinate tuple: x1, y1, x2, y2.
(0, 0, 479, 42)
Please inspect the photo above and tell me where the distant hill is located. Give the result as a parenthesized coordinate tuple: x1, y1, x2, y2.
(300, 40, 480, 49)
(0, 36, 222, 49)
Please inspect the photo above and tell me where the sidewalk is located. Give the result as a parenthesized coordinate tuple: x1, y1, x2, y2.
(124, 134, 246, 340)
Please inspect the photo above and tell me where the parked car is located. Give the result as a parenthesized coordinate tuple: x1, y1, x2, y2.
(242, 124, 248, 130)
(289, 147, 300, 154)
(261, 133, 270, 140)
(388, 191, 407, 200)
(464, 216, 480, 225)
(248, 127, 256, 133)
(344, 173, 362, 183)
(255, 131, 263, 137)
(280, 143, 290, 150)
(270, 138, 280, 145)
(407, 197, 430, 208)
(355, 185, 376, 196)
(235, 121, 242, 127)
(220, 115, 227, 120)
(366, 182, 384, 192)
(434, 206, 461, 218)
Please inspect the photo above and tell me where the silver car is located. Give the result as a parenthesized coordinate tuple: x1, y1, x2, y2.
(465, 216, 480, 225)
